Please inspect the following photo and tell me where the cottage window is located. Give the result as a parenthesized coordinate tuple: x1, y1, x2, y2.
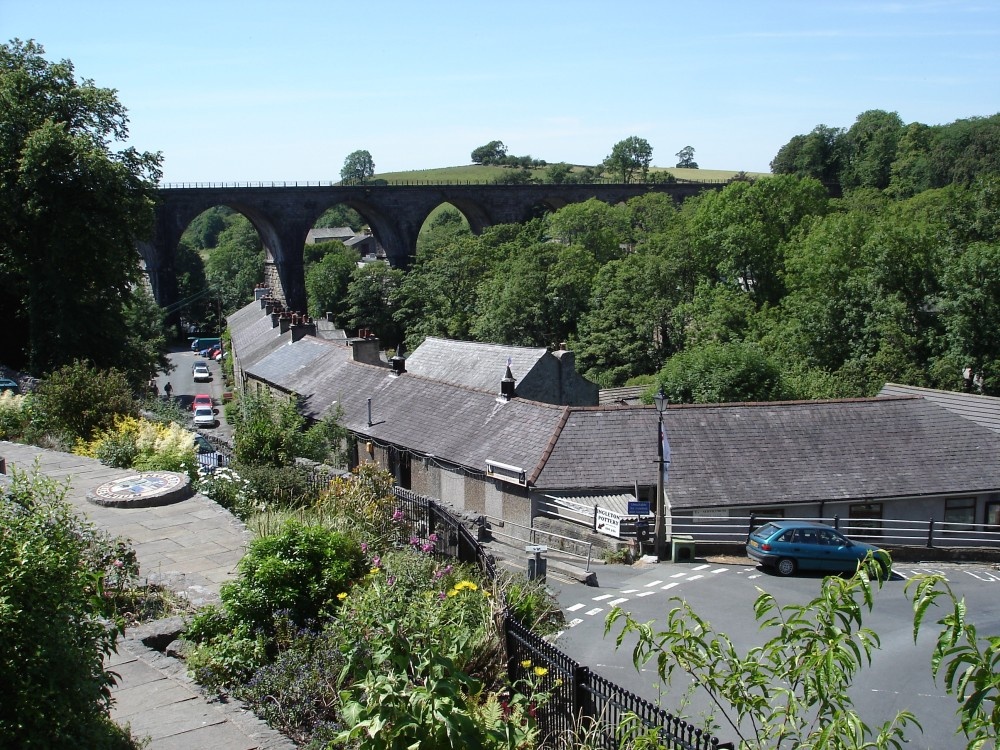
(944, 497, 976, 530)
(986, 501, 1000, 528)
(847, 503, 883, 537)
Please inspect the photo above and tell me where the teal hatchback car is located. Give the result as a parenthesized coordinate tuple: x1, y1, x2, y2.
(746, 520, 890, 578)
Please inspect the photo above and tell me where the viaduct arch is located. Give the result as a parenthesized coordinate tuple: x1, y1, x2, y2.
(141, 181, 719, 315)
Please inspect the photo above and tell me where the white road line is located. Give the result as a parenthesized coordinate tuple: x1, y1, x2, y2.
(711, 567, 729, 574)
(609, 598, 629, 607)
(748, 574, 763, 580)
(636, 591, 655, 597)
(670, 572, 687, 578)
(585, 607, 603, 616)
(661, 582, 679, 591)
(567, 603, 585, 612)
(567, 618, 583, 628)
(686, 575, 704, 582)
(593, 594, 613, 601)
(965, 571, 995, 582)
(893, 570, 910, 579)
(691, 564, 710, 571)
(621, 589, 639, 594)
(645, 580, 664, 587)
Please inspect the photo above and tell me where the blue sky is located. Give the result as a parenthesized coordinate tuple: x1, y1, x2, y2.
(3, 1, 998, 184)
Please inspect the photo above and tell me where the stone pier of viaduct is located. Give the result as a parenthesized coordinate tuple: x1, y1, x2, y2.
(140, 181, 719, 316)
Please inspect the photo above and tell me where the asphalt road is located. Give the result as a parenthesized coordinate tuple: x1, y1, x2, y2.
(155, 346, 232, 442)
(546, 557, 1000, 749)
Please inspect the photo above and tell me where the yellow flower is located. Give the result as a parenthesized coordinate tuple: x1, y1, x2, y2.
(533, 666, 548, 678)
(370, 567, 380, 575)
(521, 659, 532, 669)
(482, 590, 492, 598)
(447, 588, 458, 597)
(337, 592, 347, 601)
(453, 580, 478, 592)
(554, 678, 563, 687)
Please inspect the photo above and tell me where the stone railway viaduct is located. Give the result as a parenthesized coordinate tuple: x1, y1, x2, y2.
(140, 181, 720, 315)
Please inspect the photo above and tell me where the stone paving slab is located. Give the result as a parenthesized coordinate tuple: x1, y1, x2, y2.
(1, 441, 295, 750)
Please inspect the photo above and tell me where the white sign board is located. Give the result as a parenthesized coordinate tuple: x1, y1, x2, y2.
(595, 506, 623, 538)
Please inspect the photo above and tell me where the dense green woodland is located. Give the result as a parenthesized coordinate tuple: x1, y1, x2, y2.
(194, 167, 1000, 401)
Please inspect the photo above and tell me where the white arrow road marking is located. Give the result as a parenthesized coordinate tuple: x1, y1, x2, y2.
(585, 607, 603, 616)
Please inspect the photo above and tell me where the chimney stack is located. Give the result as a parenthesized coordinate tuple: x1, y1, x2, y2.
(499, 365, 516, 402)
(290, 316, 317, 342)
(390, 343, 406, 376)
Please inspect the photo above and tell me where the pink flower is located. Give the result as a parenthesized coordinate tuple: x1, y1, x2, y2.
(360, 542, 368, 553)
(392, 509, 404, 521)
(371, 555, 380, 568)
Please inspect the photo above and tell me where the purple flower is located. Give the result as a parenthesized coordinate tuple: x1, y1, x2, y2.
(371, 555, 380, 568)
(392, 509, 404, 521)
(409, 536, 419, 546)
(421, 543, 433, 553)
(386, 575, 396, 586)
(360, 542, 368, 553)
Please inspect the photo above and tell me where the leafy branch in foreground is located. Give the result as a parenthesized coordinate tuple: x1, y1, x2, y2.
(605, 560, 916, 750)
(908, 574, 1000, 750)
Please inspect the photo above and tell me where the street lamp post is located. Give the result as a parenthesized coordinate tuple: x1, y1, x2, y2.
(653, 387, 669, 560)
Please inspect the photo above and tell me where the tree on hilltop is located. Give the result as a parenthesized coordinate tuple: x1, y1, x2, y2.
(340, 149, 375, 183)
(675, 145, 699, 169)
(604, 136, 653, 183)
(470, 140, 507, 165)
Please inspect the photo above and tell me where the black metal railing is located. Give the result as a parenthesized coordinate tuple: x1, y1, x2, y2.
(392, 486, 728, 750)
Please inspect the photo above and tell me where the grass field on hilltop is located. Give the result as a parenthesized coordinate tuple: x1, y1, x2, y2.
(372, 164, 767, 184)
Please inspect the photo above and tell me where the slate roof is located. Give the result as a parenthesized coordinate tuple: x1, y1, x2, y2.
(403, 337, 549, 394)
(306, 227, 356, 243)
(228, 301, 1000, 511)
(534, 397, 1000, 509)
(599, 386, 646, 405)
(247, 338, 568, 477)
(878, 383, 1000, 434)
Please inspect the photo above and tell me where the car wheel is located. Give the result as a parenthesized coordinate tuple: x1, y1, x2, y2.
(776, 557, 797, 577)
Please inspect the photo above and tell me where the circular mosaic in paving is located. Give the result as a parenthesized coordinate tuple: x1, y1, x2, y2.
(87, 471, 192, 508)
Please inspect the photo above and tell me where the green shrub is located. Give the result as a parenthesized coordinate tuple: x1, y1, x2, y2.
(31, 360, 137, 443)
(197, 466, 257, 517)
(0, 390, 30, 440)
(235, 462, 319, 514)
(74, 416, 198, 481)
(223, 521, 366, 629)
(315, 463, 400, 545)
(232, 616, 348, 745)
(502, 572, 566, 636)
(184, 610, 269, 692)
(0, 466, 144, 748)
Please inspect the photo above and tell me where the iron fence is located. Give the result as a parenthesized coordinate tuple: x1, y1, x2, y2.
(392, 486, 728, 750)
